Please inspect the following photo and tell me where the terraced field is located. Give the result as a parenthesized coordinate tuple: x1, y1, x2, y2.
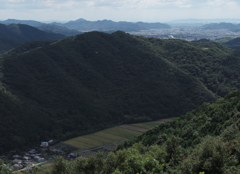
(64, 119, 172, 150)
(64, 126, 142, 150)
(130, 122, 160, 129)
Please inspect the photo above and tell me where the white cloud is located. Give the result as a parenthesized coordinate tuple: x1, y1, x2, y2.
(0, 0, 240, 22)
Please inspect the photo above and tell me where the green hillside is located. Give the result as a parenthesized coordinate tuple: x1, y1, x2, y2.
(0, 37, 20, 55)
(0, 31, 218, 153)
(0, 23, 65, 53)
(37, 24, 82, 36)
(136, 37, 240, 97)
(47, 89, 240, 174)
(223, 37, 240, 50)
(214, 37, 234, 44)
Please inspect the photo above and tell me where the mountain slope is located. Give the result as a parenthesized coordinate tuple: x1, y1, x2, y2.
(0, 23, 65, 53)
(0, 19, 43, 27)
(49, 88, 240, 174)
(0, 31, 216, 153)
(223, 37, 240, 50)
(37, 24, 82, 36)
(135, 37, 240, 97)
(0, 37, 20, 54)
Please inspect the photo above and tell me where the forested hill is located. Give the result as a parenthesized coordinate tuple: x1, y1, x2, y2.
(131, 37, 240, 97)
(0, 31, 219, 153)
(37, 24, 82, 36)
(223, 37, 240, 50)
(49, 88, 240, 174)
(0, 23, 65, 53)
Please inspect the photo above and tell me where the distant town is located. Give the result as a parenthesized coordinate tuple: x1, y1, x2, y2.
(129, 27, 240, 41)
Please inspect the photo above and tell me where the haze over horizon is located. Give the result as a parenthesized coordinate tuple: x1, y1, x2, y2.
(0, 0, 240, 23)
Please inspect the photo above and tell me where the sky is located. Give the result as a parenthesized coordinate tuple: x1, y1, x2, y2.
(1, 0, 240, 22)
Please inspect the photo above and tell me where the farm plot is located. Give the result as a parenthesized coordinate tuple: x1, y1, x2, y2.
(131, 118, 172, 129)
(64, 127, 141, 150)
(131, 122, 159, 129)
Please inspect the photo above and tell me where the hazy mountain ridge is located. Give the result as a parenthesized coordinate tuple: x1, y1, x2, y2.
(0, 18, 171, 32)
(0, 19, 43, 27)
(0, 23, 65, 53)
(202, 22, 240, 30)
(37, 24, 82, 36)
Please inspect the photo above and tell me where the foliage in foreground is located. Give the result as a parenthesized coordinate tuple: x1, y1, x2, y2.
(47, 89, 240, 174)
(0, 159, 11, 174)
(48, 129, 240, 174)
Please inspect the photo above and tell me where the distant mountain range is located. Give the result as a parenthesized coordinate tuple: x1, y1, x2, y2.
(0, 19, 43, 27)
(52, 18, 171, 31)
(169, 18, 240, 23)
(202, 22, 240, 30)
(37, 24, 82, 36)
(0, 18, 171, 33)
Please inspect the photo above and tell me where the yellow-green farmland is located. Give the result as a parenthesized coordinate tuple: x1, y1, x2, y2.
(130, 122, 159, 129)
(64, 126, 142, 150)
(64, 119, 171, 150)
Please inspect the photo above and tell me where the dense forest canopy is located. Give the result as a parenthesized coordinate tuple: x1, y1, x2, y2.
(34, 88, 240, 174)
(0, 31, 240, 155)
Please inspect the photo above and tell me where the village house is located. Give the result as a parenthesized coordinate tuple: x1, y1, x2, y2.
(13, 163, 22, 170)
(30, 154, 36, 158)
(68, 153, 77, 159)
(29, 149, 37, 154)
(23, 156, 30, 160)
(13, 155, 21, 159)
(40, 142, 49, 147)
(38, 158, 45, 163)
(48, 140, 53, 144)
(12, 159, 22, 164)
(34, 156, 40, 161)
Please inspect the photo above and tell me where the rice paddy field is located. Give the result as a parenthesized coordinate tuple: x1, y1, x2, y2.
(64, 126, 142, 150)
(130, 122, 160, 129)
(64, 118, 171, 150)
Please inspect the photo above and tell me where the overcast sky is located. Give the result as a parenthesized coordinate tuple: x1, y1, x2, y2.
(0, 0, 240, 22)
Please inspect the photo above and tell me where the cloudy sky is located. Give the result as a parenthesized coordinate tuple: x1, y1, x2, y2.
(0, 0, 240, 22)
